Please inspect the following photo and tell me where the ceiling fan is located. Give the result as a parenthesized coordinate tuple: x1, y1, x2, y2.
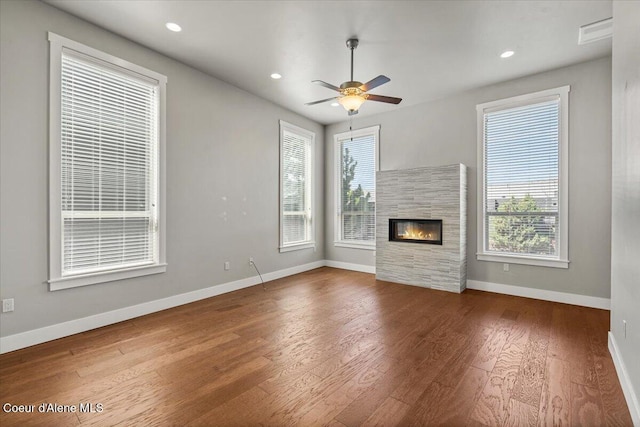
(305, 38, 402, 115)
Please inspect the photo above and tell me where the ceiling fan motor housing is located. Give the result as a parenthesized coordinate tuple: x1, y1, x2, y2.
(340, 81, 364, 90)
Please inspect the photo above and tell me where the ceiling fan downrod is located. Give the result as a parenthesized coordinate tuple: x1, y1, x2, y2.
(346, 38, 358, 82)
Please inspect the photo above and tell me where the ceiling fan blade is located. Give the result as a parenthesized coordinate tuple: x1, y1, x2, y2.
(367, 94, 402, 104)
(312, 80, 341, 92)
(360, 75, 390, 92)
(305, 96, 338, 106)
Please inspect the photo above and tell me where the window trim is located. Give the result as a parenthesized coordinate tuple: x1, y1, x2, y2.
(334, 125, 380, 250)
(476, 86, 570, 268)
(278, 120, 315, 252)
(48, 32, 167, 290)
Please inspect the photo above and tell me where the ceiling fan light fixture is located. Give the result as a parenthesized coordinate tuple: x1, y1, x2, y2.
(338, 94, 366, 112)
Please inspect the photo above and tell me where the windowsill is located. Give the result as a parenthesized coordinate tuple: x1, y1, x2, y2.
(279, 242, 316, 253)
(49, 263, 167, 291)
(334, 241, 376, 251)
(477, 253, 569, 269)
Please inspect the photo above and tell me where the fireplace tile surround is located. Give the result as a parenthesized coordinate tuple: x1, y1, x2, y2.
(376, 164, 467, 293)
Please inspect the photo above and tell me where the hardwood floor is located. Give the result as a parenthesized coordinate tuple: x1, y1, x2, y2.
(0, 267, 632, 426)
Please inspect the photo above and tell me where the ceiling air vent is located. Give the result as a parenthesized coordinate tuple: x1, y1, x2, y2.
(578, 17, 613, 45)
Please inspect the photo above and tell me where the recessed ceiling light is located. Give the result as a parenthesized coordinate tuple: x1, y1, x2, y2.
(165, 22, 182, 32)
(331, 102, 339, 107)
(270, 73, 282, 79)
(500, 50, 515, 58)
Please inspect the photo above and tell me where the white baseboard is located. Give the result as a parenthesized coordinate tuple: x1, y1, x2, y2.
(466, 279, 611, 310)
(0, 260, 325, 354)
(324, 260, 376, 274)
(608, 332, 640, 426)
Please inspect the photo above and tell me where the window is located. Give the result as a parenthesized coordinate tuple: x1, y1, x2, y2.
(279, 121, 314, 252)
(477, 86, 569, 268)
(48, 33, 167, 290)
(334, 125, 379, 249)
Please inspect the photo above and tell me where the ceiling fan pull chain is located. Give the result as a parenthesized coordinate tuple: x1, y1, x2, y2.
(349, 119, 353, 141)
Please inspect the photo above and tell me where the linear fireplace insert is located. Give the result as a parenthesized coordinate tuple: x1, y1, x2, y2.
(389, 218, 443, 245)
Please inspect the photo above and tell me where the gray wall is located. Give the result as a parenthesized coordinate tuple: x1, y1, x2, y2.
(611, 0, 640, 416)
(325, 56, 612, 299)
(0, 0, 324, 337)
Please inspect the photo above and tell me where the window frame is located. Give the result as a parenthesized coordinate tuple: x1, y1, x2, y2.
(334, 125, 380, 250)
(48, 32, 167, 290)
(476, 86, 570, 268)
(278, 120, 315, 252)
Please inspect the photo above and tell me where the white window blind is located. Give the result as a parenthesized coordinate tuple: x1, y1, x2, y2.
(335, 126, 379, 246)
(279, 121, 314, 251)
(477, 86, 569, 267)
(49, 33, 166, 290)
(60, 51, 159, 276)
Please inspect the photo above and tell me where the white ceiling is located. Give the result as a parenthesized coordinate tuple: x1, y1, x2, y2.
(46, 0, 612, 125)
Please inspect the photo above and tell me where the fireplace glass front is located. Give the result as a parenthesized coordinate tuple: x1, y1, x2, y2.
(389, 219, 442, 245)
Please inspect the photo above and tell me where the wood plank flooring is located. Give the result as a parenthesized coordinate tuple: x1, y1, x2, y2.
(0, 267, 632, 426)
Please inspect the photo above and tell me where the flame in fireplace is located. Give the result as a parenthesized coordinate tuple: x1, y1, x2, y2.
(400, 225, 433, 240)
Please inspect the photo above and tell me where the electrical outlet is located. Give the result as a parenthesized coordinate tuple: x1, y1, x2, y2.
(623, 320, 627, 339)
(249, 257, 254, 265)
(503, 263, 510, 272)
(2, 298, 14, 313)
(224, 261, 230, 271)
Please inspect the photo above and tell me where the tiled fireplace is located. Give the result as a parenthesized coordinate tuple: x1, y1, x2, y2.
(376, 164, 467, 293)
